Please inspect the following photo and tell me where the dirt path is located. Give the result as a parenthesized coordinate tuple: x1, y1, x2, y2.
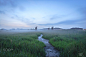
(38, 34, 60, 57)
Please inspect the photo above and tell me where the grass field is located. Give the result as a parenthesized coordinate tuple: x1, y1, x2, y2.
(0, 30, 86, 57)
(0, 31, 46, 57)
(42, 29, 86, 57)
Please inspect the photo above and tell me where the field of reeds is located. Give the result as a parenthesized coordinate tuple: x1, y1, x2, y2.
(0, 31, 46, 57)
(0, 30, 86, 57)
(42, 29, 86, 57)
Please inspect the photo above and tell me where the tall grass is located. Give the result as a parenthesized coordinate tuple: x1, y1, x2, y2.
(0, 32, 46, 57)
(0, 30, 86, 57)
(42, 30, 86, 57)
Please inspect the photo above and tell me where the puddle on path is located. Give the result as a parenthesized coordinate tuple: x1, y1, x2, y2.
(38, 34, 60, 57)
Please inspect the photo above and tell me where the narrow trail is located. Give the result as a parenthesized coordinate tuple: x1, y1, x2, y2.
(38, 34, 60, 57)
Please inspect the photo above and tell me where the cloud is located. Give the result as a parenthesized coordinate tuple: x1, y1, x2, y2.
(50, 14, 62, 20)
(12, 15, 36, 25)
(47, 14, 71, 21)
(19, 6, 25, 11)
(38, 19, 85, 26)
(32, 18, 35, 19)
(0, 0, 26, 12)
(57, 20, 79, 25)
(42, 17, 45, 18)
(21, 18, 36, 25)
(0, 24, 1, 26)
(78, 7, 86, 18)
(0, 10, 5, 14)
(0, 0, 17, 7)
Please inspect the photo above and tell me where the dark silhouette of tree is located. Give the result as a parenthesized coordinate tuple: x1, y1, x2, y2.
(51, 27, 53, 30)
(48, 28, 50, 30)
(35, 26, 37, 30)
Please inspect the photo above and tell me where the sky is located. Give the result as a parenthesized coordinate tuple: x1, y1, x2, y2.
(0, 0, 86, 29)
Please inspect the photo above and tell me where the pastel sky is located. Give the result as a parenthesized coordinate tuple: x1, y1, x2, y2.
(0, 0, 86, 29)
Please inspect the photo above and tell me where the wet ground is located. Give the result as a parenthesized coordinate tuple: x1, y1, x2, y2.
(38, 34, 60, 57)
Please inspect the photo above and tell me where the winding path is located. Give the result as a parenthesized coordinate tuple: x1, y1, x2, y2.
(38, 34, 60, 57)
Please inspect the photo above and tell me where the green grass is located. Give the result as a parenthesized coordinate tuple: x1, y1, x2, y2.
(0, 30, 86, 57)
(42, 30, 86, 57)
(0, 32, 46, 57)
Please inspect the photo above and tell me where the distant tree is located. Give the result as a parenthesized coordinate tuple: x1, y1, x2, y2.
(48, 28, 50, 30)
(35, 26, 37, 30)
(51, 27, 53, 30)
